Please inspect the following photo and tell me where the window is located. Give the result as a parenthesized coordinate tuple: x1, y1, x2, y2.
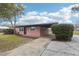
(30, 27, 36, 30)
(19, 27, 24, 31)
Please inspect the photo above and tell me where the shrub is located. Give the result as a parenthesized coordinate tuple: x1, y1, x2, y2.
(3, 29, 14, 34)
(51, 24, 74, 41)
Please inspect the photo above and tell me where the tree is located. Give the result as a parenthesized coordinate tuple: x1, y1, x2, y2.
(71, 6, 79, 17)
(71, 6, 79, 13)
(0, 3, 25, 28)
(11, 4, 24, 28)
(71, 6, 79, 24)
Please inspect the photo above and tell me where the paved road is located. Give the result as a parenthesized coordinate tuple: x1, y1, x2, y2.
(41, 35, 79, 56)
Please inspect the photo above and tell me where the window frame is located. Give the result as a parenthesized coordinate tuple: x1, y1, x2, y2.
(19, 27, 24, 31)
(30, 27, 36, 30)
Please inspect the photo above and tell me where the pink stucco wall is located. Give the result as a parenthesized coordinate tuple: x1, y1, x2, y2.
(15, 26, 49, 38)
(15, 28, 19, 34)
(15, 27, 41, 38)
(26, 27, 40, 37)
(15, 27, 24, 36)
(40, 27, 48, 36)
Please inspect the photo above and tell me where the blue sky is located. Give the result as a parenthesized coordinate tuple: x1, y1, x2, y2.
(24, 3, 75, 12)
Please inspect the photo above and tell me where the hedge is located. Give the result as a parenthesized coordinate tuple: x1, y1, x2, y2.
(51, 24, 74, 41)
(3, 29, 14, 34)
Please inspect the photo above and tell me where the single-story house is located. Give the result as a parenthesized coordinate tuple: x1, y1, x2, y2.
(15, 20, 56, 38)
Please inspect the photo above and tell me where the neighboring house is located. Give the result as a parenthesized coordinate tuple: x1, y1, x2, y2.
(15, 20, 56, 38)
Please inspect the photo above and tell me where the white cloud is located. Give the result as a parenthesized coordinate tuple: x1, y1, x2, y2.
(17, 14, 55, 25)
(59, 20, 73, 24)
(26, 11, 38, 16)
(48, 4, 79, 24)
(40, 12, 48, 16)
(17, 4, 79, 25)
(17, 11, 57, 25)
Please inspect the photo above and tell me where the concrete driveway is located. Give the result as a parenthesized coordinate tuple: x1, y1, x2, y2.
(41, 35, 79, 56)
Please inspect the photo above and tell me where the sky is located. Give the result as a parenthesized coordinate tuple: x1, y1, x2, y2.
(1, 3, 79, 26)
(24, 3, 75, 12)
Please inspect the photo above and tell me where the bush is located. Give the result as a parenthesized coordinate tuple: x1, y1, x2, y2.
(51, 24, 74, 41)
(3, 29, 14, 34)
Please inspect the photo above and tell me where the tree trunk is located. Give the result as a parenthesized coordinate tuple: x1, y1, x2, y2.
(13, 16, 17, 34)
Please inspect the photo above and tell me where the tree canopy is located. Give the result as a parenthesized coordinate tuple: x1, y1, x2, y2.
(71, 6, 79, 15)
(71, 6, 79, 24)
(0, 3, 25, 28)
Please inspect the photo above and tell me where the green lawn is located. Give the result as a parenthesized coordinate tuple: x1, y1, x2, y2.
(0, 33, 33, 52)
(74, 31, 79, 35)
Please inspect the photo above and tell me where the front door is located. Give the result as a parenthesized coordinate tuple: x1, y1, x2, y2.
(24, 27, 27, 34)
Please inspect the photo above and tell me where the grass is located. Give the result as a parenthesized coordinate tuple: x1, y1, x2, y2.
(74, 31, 79, 35)
(0, 33, 33, 52)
